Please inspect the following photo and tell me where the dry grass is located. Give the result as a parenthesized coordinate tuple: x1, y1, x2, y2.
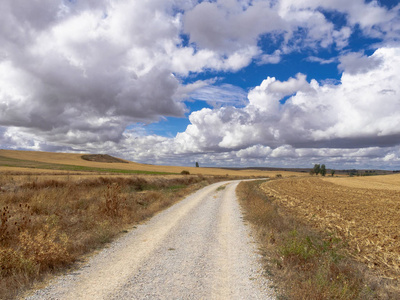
(0, 174, 228, 299)
(0, 172, 209, 187)
(237, 180, 397, 299)
(0, 149, 302, 177)
(0, 167, 78, 174)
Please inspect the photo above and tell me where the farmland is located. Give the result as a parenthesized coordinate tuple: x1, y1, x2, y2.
(323, 174, 400, 191)
(261, 176, 400, 280)
(0, 149, 306, 298)
(0, 149, 301, 178)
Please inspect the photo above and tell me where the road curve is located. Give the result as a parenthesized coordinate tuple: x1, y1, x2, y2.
(25, 180, 275, 300)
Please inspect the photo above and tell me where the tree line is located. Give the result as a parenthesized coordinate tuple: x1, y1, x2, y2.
(310, 164, 335, 176)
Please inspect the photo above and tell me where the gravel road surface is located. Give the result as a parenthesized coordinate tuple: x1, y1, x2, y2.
(25, 180, 275, 300)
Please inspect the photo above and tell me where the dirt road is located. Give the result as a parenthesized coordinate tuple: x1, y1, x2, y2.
(25, 181, 274, 299)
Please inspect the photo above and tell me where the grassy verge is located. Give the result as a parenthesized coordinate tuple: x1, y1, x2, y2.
(0, 174, 229, 299)
(237, 180, 394, 299)
(0, 155, 176, 175)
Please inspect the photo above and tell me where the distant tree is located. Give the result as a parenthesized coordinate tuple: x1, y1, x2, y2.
(320, 164, 326, 176)
(331, 170, 335, 177)
(313, 164, 321, 175)
(196, 162, 199, 168)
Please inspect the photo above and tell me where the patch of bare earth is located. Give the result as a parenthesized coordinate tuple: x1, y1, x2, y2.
(81, 154, 129, 164)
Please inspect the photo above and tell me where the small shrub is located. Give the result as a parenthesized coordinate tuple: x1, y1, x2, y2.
(279, 231, 317, 262)
(0, 247, 37, 277)
(1, 203, 33, 245)
(19, 225, 71, 271)
(216, 185, 226, 191)
(181, 170, 190, 175)
(94, 220, 113, 245)
(102, 183, 126, 217)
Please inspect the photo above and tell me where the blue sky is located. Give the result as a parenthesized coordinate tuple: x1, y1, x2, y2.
(1, 0, 400, 169)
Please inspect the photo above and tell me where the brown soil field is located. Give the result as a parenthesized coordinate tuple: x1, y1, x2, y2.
(323, 173, 400, 191)
(261, 176, 400, 280)
(81, 154, 129, 163)
(0, 149, 302, 178)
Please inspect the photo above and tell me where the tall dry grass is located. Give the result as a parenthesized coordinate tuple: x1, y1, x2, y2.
(237, 180, 396, 300)
(0, 174, 227, 299)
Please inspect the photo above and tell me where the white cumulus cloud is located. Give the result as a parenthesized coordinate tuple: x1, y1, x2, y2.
(1, 0, 400, 169)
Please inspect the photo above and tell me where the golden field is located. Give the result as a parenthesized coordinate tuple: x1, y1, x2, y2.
(261, 175, 400, 280)
(323, 173, 400, 191)
(0, 149, 301, 178)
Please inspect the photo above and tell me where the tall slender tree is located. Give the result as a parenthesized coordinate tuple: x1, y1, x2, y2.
(320, 164, 326, 176)
(313, 164, 321, 175)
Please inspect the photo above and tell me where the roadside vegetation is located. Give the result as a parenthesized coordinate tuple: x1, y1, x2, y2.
(0, 173, 230, 299)
(237, 179, 398, 299)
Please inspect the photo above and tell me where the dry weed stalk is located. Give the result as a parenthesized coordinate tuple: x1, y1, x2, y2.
(19, 225, 71, 270)
(103, 183, 127, 217)
(0, 206, 11, 242)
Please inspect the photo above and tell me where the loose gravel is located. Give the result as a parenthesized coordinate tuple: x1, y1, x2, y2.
(24, 180, 275, 300)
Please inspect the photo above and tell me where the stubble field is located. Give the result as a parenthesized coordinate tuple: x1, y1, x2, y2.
(261, 175, 400, 280)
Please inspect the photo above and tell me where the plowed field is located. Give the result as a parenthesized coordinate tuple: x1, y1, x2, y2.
(261, 177, 400, 279)
(323, 173, 400, 191)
